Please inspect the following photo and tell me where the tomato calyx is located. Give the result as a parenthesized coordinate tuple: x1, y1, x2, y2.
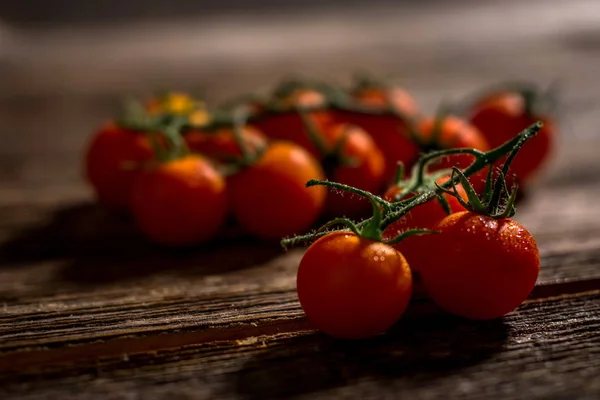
(435, 134, 526, 219)
(296, 108, 358, 173)
(117, 99, 190, 163)
(146, 91, 206, 116)
(281, 121, 543, 250)
(244, 78, 346, 117)
(203, 109, 270, 177)
(298, 180, 434, 247)
(387, 160, 455, 218)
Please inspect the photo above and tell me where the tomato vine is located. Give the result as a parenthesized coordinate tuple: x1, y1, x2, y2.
(281, 121, 543, 250)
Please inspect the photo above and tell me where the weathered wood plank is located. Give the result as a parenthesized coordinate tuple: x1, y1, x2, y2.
(1, 291, 598, 400)
(0, 2, 598, 397)
(1, 229, 598, 357)
(1, 177, 599, 356)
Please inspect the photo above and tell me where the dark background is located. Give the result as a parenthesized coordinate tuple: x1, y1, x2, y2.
(2, 1, 471, 27)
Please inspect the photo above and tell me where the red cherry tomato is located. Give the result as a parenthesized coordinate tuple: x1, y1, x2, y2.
(340, 86, 421, 183)
(297, 231, 413, 339)
(130, 155, 227, 246)
(419, 211, 540, 320)
(418, 115, 490, 173)
(251, 89, 340, 157)
(469, 92, 554, 185)
(321, 123, 386, 218)
(85, 123, 154, 211)
(227, 141, 326, 240)
(184, 125, 267, 163)
(382, 176, 468, 272)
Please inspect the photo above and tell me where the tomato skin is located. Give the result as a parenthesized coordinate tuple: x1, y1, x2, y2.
(419, 211, 540, 320)
(353, 86, 420, 116)
(469, 92, 554, 185)
(297, 231, 413, 339)
(322, 124, 386, 218)
(418, 115, 490, 173)
(251, 89, 340, 157)
(184, 126, 267, 162)
(85, 123, 154, 211)
(382, 177, 467, 272)
(339, 87, 421, 184)
(130, 155, 227, 246)
(228, 141, 326, 240)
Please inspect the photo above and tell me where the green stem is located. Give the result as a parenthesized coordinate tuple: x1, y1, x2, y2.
(360, 197, 384, 241)
(384, 229, 438, 246)
(162, 123, 189, 161)
(281, 121, 542, 249)
(380, 121, 541, 231)
(281, 217, 359, 250)
(306, 179, 391, 212)
(297, 107, 329, 155)
(231, 110, 252, 164)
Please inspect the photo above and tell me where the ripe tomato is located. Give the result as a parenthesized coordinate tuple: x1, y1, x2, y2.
(469, 91, 554, 185)
(382, 176, 468, 272)
(418, 115, 490, 173)
(297, 231, 413, 339)
(320, 123, 386, 218)
(130, 155, 227, 246)
(251, 89, 339, 157)
(85, 122, 154, 211)
(419, 211, 540, 320)
(339, 85, 421, 184)
(228, 141, 326, 240)
(145, 92, 198, 115)
(184, 125, 267, 163)
(352, 85, 420, 117)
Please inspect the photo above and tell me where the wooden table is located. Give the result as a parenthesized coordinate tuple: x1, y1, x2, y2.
(1, 1, 599, 398)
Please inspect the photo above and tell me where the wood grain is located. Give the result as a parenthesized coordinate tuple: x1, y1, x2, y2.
(0, 179, 599, 358)
(1, 291, 598, 399)
(1, 0, 600, 398)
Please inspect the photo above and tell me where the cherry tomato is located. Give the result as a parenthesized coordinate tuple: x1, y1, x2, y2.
(252, 89, 340, 157)
(130, 155, 227, 246)
(418, 115, 490, 173)
(469, 92, 554, 185)
(184, 125, 267, 163)
(340, 85, 421, 184)
(297, 231, 413, 339)
(321, 123, 386, 218)
(145, 92, 198, 115)
(228, 141, 326, 240)
(382, 176, 468, 272)
(419, 211, 540, 320)
(352, 85, 420, 116)
(145, 92, 211, 126)
(85, 122, 154, 211)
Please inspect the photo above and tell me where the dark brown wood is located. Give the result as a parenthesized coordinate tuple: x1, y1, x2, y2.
(1, 292, 598, 399)
(1, 0, 600, 398)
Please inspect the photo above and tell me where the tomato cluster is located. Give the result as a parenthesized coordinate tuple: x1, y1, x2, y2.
(85, 92, 328, 244)
(85, 80, 554, 247)
(84, 80, 553, 339)
(287, 120, 546, 339)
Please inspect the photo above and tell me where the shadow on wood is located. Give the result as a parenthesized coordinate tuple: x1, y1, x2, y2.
(0, 202, 282, 285)
(233, 315, 508, 399)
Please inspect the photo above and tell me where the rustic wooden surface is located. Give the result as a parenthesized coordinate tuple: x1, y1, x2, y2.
(1, 0, 600, 398)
